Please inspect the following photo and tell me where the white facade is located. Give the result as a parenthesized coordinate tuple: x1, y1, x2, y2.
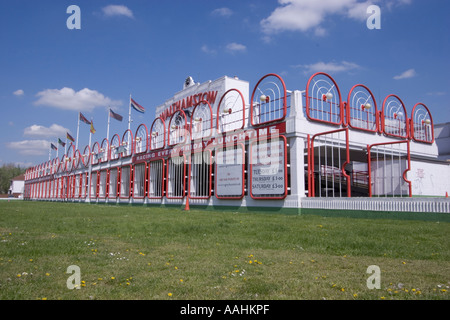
(24, 72, 450, 213)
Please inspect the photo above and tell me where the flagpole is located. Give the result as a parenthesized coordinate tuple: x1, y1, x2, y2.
(56, 139, 59, 159)
(87, 118, 93, 203)
(107, 107, 111, 142)
(128, 94, 132, 131)
(76, 113, 80, 151)
(65, 136, 68, 156)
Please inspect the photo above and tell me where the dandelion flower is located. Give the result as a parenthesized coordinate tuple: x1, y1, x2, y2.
(168, 293, 173, 297)
(180, 279, 183, 282)
(111, 277, 115, 280)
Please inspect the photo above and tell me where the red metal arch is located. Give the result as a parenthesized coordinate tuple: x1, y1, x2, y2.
(100, 138, 110, 163)
(135, 124, 149, 154)
(110, 134, 121, 160)
(411, 103, 434, 144)
(168, 110, 188, 146)
(216, 88, 246, 133)
(250, 73, 287, 126)
(150, 117, 166, 150)
(346, 84, 379, 133)
(191, 100, 213, 140)
(121, 129, 134, 157)
(305, 72, 343, 125)
(381, 94, 409, 139)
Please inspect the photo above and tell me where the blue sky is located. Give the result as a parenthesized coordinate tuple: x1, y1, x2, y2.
(1, 0, 449, 167)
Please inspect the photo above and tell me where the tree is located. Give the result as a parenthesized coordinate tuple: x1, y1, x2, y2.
(0, 164, 27, 194)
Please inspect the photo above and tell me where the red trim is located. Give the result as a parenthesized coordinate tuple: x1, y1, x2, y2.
(305, 72, 343, 126)
(188, 149, 212, 199)
(135, 124, 149, 154)
(166, 154, 186, 199)
(310, 128, 351, 197)
(216, 88, 246, 133)
(214, 143, 245, 199)
(367, 140, 412, 197)
(73, 149, 81, 170)
(100, 138, 110, 163)
(249, 135, 288, 200)
(250, 73, 287, 126)
(98, 169, 109, 199)
(82, 145, 91, 167)
(89, 171, 99, 199)
(346, 84, 378, 133)
(148, 159, 165, 199)
(132, 162, 148, 199)
(107, 167, 119, 199)
(150, 117, 166, 150)
(119, 165, 133, 199)
(121, 129, 134, 158)
(191, 100, 213, 141)
(168, 110, 188, 146)
(411, 103, 434, 144)
(110, 134, 121, 160)
(381, 94, 409, 139)
(91, 142, 100, 165)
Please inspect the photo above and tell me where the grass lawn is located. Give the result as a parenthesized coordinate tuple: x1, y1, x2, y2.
(0, 201, 449, 300)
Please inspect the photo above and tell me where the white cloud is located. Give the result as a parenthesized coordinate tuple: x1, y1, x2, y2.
(13, 89, 24, 96)
(393, 68, 416, 80)
(201, 44, 217, 55)
(226, 42, 247, 54)
(211, 7, 233, 17)
(261, 0, 410, 35)
(295, 61, 361, 74)
(102, 5, 134, 18)
(23, 124, 70, 138)
(7, 140, 51, 156)
(34, 87, 122, 112)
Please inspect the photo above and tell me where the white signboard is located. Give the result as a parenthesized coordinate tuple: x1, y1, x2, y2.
(250, 137, 286, 198)
(215, 145, 244, 198)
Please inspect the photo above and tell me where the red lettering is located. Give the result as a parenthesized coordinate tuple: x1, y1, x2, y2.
(208, 91, 218, 105)
(186, 96, 193, 108)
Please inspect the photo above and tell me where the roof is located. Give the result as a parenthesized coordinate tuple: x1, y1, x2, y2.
(11, 174, 25, 181)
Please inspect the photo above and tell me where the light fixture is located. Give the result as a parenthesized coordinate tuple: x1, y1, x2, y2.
(363, 103, 372, 110)
(424, 119, 431, 124)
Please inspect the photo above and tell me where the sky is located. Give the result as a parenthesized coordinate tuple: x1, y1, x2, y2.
(1, 0, 449, 168)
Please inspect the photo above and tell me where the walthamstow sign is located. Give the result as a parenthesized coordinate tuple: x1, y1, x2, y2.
(132, 122, 286, 163)
(157, 90, 219, 121)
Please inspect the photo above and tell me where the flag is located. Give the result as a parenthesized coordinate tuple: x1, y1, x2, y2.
(110, 109, 123, 122)
(51, 143, 57, 151)
(79, 112, 91, 125)
(58, 138, 66, 147)
(130, 98, 145, 113)
(67, 132, 75, 142)
(90, 120, 96, 134)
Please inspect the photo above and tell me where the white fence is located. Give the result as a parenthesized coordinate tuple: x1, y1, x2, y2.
(301, 197, 450, 213)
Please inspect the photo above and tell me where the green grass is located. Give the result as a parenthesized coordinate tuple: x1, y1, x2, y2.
(0, 201, 449, 300)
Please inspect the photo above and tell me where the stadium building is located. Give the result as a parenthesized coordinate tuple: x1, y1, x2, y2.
(23, 72, 450, 214)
